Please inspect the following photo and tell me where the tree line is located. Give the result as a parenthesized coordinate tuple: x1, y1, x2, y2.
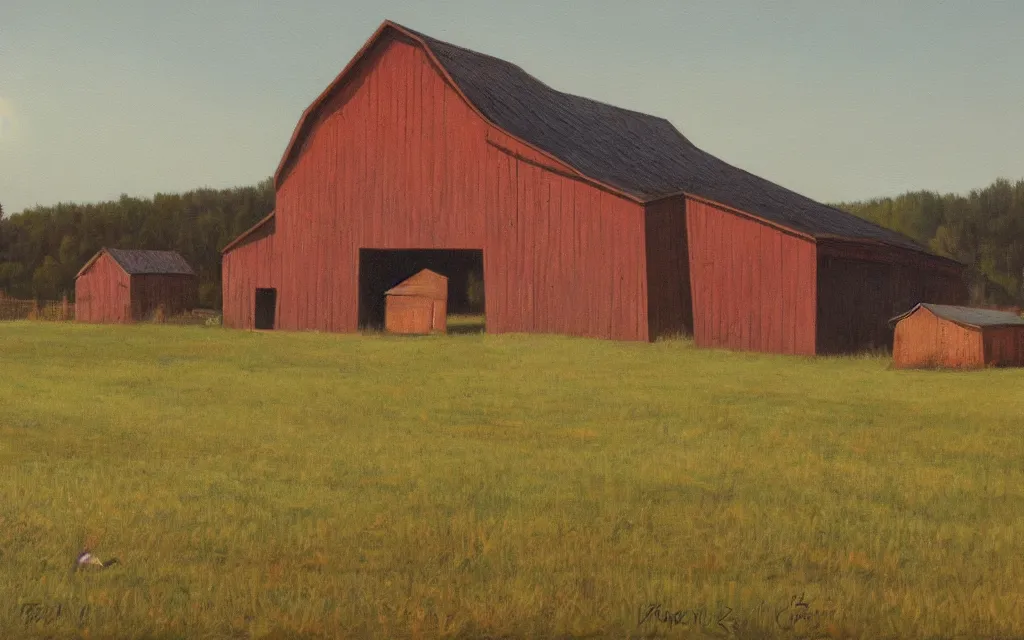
(0, 179, 274, 308)
(0, 176, 1022, 309)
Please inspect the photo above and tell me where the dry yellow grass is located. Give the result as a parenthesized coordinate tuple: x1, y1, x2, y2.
(1, 321, 1022, 639)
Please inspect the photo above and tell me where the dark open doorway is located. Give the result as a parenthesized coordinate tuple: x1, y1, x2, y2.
(254, 288, 277, 330)
(358, 249, 485, 334)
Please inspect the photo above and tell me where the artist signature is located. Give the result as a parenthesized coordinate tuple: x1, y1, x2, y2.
(19, 601, 91, 626)
(771, 592, 837, 636)
(638, 592, 837, 638)
(637, 602, 736, 634)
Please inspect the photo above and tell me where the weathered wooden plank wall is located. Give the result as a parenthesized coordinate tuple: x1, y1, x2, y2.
(131, 274, 196, 319)
(222, 218, 278, 330)
(685, 198, 817, 354)
(385, 296, 446, 334)
(983, 326, 1024, 367)
(892, 309, 984, 368)
(644, 195, 692, 340)
(816, 240, 968, 354)
(74, 253, 131, 324)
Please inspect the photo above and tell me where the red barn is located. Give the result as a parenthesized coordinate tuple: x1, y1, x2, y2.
(75, 248, 197, 324)
(222, 20, 966, 353)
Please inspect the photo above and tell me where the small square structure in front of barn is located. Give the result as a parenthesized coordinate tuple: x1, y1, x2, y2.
(384, 269, 448, 335)
(889, 303, 1024, 369)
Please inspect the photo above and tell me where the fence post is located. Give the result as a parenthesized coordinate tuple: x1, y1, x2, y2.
(61, 295, 69, 321)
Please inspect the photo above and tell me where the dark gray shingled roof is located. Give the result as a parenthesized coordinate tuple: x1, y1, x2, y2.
(105, 248, 195, 275)
(890, 303, 1024, 329)
(406, 25, 926, 251)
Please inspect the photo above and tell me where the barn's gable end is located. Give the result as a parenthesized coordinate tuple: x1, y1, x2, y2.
(74, 252, 132, 324)
(248, 31, 649, 339)
(276, 27, 587, 200)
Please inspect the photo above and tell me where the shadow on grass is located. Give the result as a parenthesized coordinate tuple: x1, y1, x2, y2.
(447, 321, 486, 335)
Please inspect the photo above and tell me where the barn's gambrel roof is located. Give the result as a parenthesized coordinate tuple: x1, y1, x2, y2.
(271, 20, 943, 254)
(76, 248, 195, 278)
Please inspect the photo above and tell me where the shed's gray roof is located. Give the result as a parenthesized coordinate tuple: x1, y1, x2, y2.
(890, 303, 1024, 329)
(105, 248, 195, 275)
(408, 25, 926, 250)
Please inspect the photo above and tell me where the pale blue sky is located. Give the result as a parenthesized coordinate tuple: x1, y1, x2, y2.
(1, 1, 1022, 215)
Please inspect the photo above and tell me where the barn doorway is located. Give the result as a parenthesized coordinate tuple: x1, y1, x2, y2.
(254, 288, 277, 330)
(358, 249, 485, 334)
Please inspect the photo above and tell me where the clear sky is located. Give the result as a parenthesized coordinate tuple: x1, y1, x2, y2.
(1, 1, 1022, 215)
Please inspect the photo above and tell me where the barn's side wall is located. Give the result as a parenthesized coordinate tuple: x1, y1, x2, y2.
(892, 309, 984, 368)
(130, 274, 197, 320)
(483, 146, 647, 339)
(816, 241, 968, 354)
(685, 199, 817, 354)
(982, 326, 1024, 367)
(74, 253, 132, 324)
(645, 195, 692, 340)
(222, 219, 278, 330)
(264, 33, 648, 340)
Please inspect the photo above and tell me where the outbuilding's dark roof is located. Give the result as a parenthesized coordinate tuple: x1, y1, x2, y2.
(104, 248, 195, 276)
(405, 24, 927, 250)
(890, 303, 1024, 329)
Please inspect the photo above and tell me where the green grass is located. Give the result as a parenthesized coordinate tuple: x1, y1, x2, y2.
(1, 321, 1022, 639)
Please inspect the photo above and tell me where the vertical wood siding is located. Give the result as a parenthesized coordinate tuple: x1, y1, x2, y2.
(75, 255, 194, 323)
(130, 275, 197, 320)
(816, 241, 968, 354)
(983, 326, 1024, 367)
(385, 296, 446, 334)
(644, 196, 692, 340)
(222, 220, 278, 330)
(74, 253, 132, 324)
(892, 309, 985, 368)
(685, 199, 817, 354)
(223, 33, 648, 340)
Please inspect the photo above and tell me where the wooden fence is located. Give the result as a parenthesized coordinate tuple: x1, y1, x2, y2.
(0, 295, 74, 321)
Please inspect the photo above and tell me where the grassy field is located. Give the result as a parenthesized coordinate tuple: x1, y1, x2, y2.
(1, 321, 1022, 639)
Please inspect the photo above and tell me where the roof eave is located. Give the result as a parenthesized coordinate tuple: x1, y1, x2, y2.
(816, 235, 967, 267)
(75, 248, 106, 279)
(75, 247, 131, 279)
(221, 211, 276, 254)
(646, 190, 817, 242)
(889, 304, 1024, 330)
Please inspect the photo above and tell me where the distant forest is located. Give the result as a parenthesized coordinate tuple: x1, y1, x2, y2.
(0, 179, 274, 308)
(0, 176, 1022, 309)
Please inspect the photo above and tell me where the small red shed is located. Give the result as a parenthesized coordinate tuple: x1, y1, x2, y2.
(384, 269, 448, 335)
(75, 248, 197, 324)
(890, 303, 1024, 369)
